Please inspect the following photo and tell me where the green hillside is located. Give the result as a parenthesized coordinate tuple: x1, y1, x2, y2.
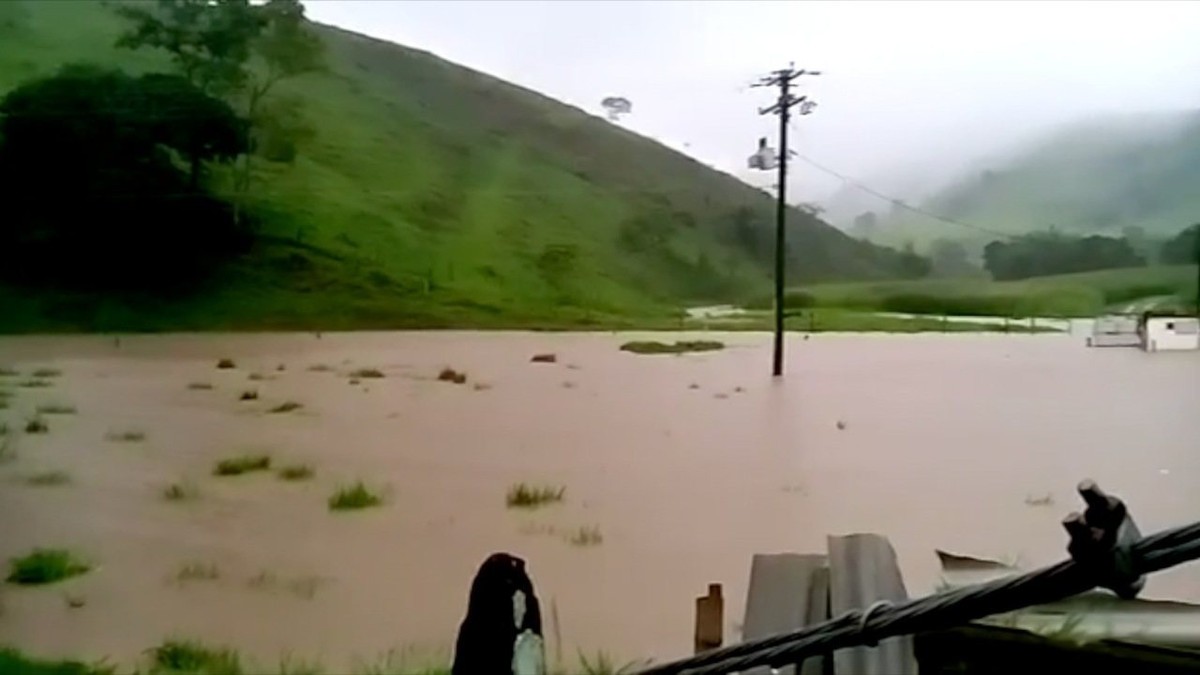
(0, 0, 915, 333)
(859, 112, 1200, 249)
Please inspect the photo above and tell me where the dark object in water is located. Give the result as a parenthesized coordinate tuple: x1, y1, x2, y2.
(530, 353, 557, 363)
(452, 552, 544, 675)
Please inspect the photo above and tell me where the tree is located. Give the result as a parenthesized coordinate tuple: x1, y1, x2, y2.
(1160, 224, 1200, 265)
(982, 230, 1145, 281)
(115, 0, 265, 97)
(896, 242, 932, 279)
(116, 0, 325, 213)
(0, 65, 250, 288)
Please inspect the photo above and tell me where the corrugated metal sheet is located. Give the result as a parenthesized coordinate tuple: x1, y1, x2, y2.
(828, 534, 917, 675)
(742, 553, 830, 675)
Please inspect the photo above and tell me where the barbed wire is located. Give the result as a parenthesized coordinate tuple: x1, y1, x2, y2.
(636, 518, 1200, 675)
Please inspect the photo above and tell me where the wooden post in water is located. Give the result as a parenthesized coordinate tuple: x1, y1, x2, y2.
(695, 583, 724, 654)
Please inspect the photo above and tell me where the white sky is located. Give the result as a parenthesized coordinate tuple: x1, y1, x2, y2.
(304, 0, 1200, 210)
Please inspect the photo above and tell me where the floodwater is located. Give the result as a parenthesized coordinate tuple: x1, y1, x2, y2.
(0, 331, 1198, 669)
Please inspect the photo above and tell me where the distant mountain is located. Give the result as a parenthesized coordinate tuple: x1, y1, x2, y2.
(848, 111, 1200, 250)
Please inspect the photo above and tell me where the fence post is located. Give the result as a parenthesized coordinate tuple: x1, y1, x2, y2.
(694, 583, 724, 654)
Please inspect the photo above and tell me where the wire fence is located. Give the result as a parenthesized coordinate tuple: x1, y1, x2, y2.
(637, 509, 1200, 674)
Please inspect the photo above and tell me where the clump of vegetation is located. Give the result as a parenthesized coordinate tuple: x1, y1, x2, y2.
(268, 401, 303, 414)
(24, 416, 49, 434)
(0, 435, 15, 464)
(216, 359, 237, 370)
(31, 368, 62, 378)
(0, 366, 20, 376)
(214, 454, 271, 476)
(619, 340, 725, 355)
(277, 464, 315, 481)
(18, 379, 52, 388)
(149, 640, 242, 675)
(328, 481, 384, 511)
(176, 562, 221, 583)
(349, 367, 385, 379)
(437, 367, 468, 384)
(187, 382, 214, 390)
(506, 483, 566, 509)
(239, 389, 259, 401)
(162, 480, 200, 502)
(567, 525, 604, 547)
(247, 372, 268, 382)
(307, 364, 333, 372)
(35, 403, 76, 415)
(531, 353, 558, 363)
(472, 382, 493, 391)
(106, 429, 146, 443)
(25, 470, 71, 487)
(6, 548, 90, 585)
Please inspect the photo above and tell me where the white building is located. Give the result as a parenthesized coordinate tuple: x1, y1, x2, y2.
(1142, 316, 1200, 352)
(1087, 315, 1141, 348)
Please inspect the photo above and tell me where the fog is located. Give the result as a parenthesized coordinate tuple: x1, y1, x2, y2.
(304, 1, 1200, 216)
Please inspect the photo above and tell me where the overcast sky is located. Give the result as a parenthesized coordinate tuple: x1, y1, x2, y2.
(304, 0, 1200, 212)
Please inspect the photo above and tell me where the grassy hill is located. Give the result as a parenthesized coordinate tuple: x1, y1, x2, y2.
(856, 112, 1200, 250)
(0, 0, 915, 333)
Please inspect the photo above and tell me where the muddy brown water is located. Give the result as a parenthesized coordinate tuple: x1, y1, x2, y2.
(0, 331, 1197, 669)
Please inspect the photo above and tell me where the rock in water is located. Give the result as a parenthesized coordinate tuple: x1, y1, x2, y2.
(452, 552, 544, 675)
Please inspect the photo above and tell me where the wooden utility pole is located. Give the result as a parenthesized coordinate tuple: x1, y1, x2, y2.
(752, 65, 818, 377)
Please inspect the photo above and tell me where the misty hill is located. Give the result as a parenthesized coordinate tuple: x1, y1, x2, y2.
(0, 0, 917, 332)
(848, 112, 1200, 250)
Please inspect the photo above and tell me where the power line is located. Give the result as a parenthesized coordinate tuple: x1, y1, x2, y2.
(788, 145, 1011, 239)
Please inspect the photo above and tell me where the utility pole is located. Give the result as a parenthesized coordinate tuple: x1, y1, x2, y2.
(750, 65, 819, 377)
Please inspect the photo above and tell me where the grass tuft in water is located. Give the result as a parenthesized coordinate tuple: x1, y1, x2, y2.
(105, 429, 146, 443)
(162, 480, 200, 502)
(187, 382, 215, 390)
(239, 389, 259, 401)
(31, 368, 62, 378)
(328, 481, 384, 511)
(619, 340, 725, 355)
(214, 454, 272, 476)
(0, 366, 19, 377)
(567, 525, 604, 547)
(25, 470, 71, 487)
(436, 367, 467, 384)
(36, 403, 76, 415)
(149, 639, 242, 675)
(6, 548, 90, 585)
(216, 359, 237, 370)
(278, 464, 315, 481)
(268, 401, 303, 414)
(176, 562, 221, 583)
(0, 435, 15, 464)
(349, 367, 385, 379)
(506, 483, 566, 509)
(25, 415, 49, 434)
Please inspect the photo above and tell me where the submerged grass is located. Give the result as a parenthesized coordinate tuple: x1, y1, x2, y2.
(349, 368, 386, 379)
(35, 403, 77, 415)
(268, 401, 304, 414)
(214, 455, 272, 476)
(328, 481, 384, 511)
(567, 525, 604, 547)
(277, 464, 315, 481)
(506, 483, 566, 509)
(162, 480, 200, 502)
(24, 470, 71, 487)
(619, 340, 724, 355)
(25, 416, 49, 434)
(6, 549, 90, 585)
(149, 639, 243, 675)
(105, 429, 146, 443)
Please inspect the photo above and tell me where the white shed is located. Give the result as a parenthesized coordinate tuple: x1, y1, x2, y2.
(1142, 316, 1200, 352)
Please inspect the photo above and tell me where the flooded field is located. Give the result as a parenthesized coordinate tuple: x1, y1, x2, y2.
(1, 331, 1198, 669)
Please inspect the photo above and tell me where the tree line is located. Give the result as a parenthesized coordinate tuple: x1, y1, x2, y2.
(982, 225, 1199, 281)
(0, 0, 323, 289)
